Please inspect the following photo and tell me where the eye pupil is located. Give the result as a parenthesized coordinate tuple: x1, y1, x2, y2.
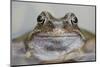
(37, 16, 43, 22)
(72, 17, 78, 23)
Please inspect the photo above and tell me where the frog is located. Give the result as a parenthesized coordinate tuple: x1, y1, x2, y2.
(12, 11, 95, 64)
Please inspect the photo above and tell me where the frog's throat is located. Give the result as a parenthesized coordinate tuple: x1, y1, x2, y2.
(29, 34, 85, 61)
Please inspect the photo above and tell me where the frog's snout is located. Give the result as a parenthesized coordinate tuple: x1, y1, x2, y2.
(52, 28, 65, 35)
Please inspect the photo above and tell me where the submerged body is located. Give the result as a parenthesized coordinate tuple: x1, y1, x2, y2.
(11, 11, 95, 65)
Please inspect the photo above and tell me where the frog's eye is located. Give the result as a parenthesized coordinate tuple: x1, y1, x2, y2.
(71, 16, 78, 24)
(37, 11, 48, 25)
(37, 11, 53, 24)
(66, 13, 78, 25)
(37, 15, 43, 22)
(62, 13, 78, 24)
(37, 15, 45, 24)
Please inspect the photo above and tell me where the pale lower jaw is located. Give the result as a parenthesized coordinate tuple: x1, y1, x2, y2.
(29, 34, 84, 61)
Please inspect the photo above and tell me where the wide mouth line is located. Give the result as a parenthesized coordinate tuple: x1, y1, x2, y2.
(35, 35, 79, 37)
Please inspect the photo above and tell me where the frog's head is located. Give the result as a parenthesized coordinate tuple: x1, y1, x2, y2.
(31, 11, 85, 60)
(36, 11, 83, 38)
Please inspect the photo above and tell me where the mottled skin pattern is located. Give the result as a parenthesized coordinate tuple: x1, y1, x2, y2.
(12, 11, 95, 64)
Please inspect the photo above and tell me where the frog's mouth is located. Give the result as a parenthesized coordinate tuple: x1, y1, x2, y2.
(33, 31, 83, 51)
(36, 28, 82, 37)
(36, 32, 79, 37)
